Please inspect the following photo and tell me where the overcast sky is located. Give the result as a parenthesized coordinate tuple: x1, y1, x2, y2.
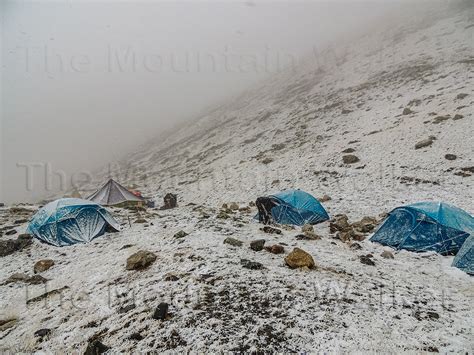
(1, 0, 419, 203)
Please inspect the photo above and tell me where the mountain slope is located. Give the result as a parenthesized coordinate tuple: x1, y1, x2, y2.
(1, 3, 473, 353)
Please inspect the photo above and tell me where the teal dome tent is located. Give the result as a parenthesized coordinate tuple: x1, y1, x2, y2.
(256, 189, 329, 226)
(27, 198, 120, 247)
(370, 202, 473, 255)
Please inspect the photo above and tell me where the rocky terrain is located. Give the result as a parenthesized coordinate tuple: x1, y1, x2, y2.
(1, 2, 473, 353)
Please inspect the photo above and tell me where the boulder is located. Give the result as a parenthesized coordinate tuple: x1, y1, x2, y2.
(402, 107, 414, 115)
(445, 154, 457, 161)
(34, 259, 55, 274)
(415, 138, 434, 149)
(6, 273, 30, 283)
(228, 202, 239, 211)
(265, 244, 285, 254)
(330, 215, 350, 233)
(381, 250, 394, 259)
(352, 216, 378, 233)
(285, 248, 315, 269)
(240, 259, 264, 270)
(360, 255, 375, 266)
(34, 328, 52, 338)
(161, 193, 178, 210)
(84, 340, 110, 355)
(260, 226, 282, 235)
(342, 155, 360, 164)
(318, 194, 332, 202)
(223, 237, 243, 247)
(0, 234, 33, 257)
(0, 318, 17, 332)
(153, 302, 169, 320)
(126, 250, 157, 270)
(173, 230, 188, 239)
(250, 239, 266, 251)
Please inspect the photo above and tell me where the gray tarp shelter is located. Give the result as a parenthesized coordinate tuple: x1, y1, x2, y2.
(87, 179, 144, 206)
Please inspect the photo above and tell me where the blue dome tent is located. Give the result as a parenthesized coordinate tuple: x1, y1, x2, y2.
(370, 202, 474, 255)
(453, 235, 474, 275)
(256, 189, 329, 226)
(27, 198, 120, 247)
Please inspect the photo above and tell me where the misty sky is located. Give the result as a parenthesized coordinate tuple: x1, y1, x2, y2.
(1, 1, 405, 203)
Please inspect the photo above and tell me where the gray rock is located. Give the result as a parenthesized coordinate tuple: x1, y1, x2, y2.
(360, 255, 375, 266)
(224, 237, 243, 247)
(84, 340, 110, 355)
(173, 230, 188, 239)
(453, 114, 464, 120)
(342, 155, 360, 164)
(260, 226, 282, 234)
(415, 138, 434, 149)
(381, 250, 394, 259)
(445, 154, 457, 161)
(240, 259, 264, 270)
(250, 239, 266, 251)
(126, 250, 157, 270)
(0, 234, 33, 257)
(34, 328, 52, 338)
(153, 302, 169, 320)
(403, 107, 414, 115)
(456, 93, 468, 100)
(34, 259, 55, 274)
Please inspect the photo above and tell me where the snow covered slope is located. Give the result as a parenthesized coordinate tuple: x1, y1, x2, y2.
(1, 2, 473, 353)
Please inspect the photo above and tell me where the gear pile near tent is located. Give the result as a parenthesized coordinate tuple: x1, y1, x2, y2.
(256, 189, 329, 226)
(370, 201, 474, 256)
(27, 198, 120, 247)
(87, 179, 145, 207)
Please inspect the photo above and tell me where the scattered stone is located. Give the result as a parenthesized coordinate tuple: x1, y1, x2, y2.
(285, 248, 315, 269)
(228, 202, 239, 210)
(318, 194, 332, 202)
(161, 193, 177, 210)
(453, 114, 464, 120)
(250, 239, 266, 251)
(118, 304, 136, 314)
(153, 302, 169, 320)
(381, 250, 395, 259)
(265, 244, 285, 254)
(415, 138, 434, 149)
(126, 250, 157, 270)
(445, 154, 457, 161)
(0, 234, 33, 257)
(352, 216, 378, 233)
(34, 328, 52, 338)
(223, 237, 243, 247)
(34, 259, 55, 274)
(0, 318, 17, 331)
(342, 154, 360, 164)
(84, 340, 110, 355)
(302, 224, 314, 234)
(164, 273, 180, 281)
(330, 215, 350, 233)
(129, 332, 144, 341)
(28, 275, 49, 285)
(260, 226, 282, 234)
(173, 230, 188, 239)
(240, 259, 264, 270)
(360, 255, 375, 266)
(456, 93, 468, 100)
(403, 107, 414, 115)
(432, 115, 450, 124)
(349, 242, 362, 250)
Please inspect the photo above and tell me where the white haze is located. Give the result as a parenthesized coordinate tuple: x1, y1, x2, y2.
(1, 0, 424, 203)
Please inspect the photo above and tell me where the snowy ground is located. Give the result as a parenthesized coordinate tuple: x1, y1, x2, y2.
(1, 2, 473, 353)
